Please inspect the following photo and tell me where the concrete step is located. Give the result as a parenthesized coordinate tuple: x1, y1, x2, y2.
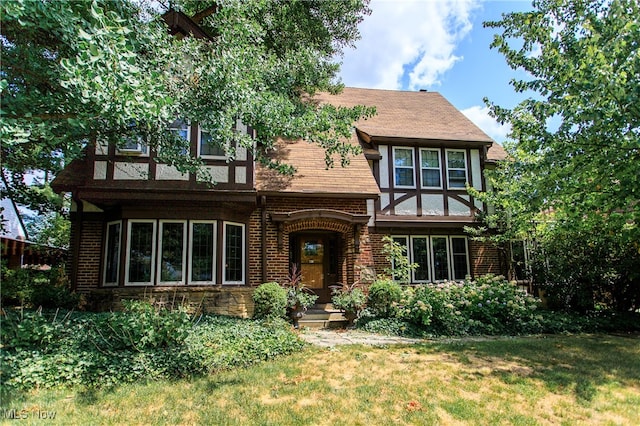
(297, 304, 348, 329)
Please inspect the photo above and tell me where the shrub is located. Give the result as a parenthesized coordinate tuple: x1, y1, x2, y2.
(367, 278, 403, 318)
(253, 282, 288, 319)
(1, 265, 79, 309)
(331, 283, 367, 323)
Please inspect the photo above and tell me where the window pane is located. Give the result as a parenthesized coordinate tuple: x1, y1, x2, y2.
(104, 222, 121, 284)
(412, 237, 429, 281)
(422, 169, 441, 187)
(432, 237, 449, 280)
(395, 168, 414, 186)
(447, 151, 466, 168)
(448, 170, 467, 188)
(225, 224, 244, 282)
(191, 223, 215, 282)
(160, 222, 184, 282)
(451, 237, 468, 280)
(200, 130, 226, 156)
(129, 222, 154, 283)
(394, 149, 413, 167)
(421, 150, 439, 168)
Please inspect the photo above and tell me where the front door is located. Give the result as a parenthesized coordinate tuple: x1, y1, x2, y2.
(294, 233, 339, 303)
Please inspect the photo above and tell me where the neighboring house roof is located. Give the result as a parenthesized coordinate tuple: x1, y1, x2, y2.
(314, 87, 495, 144)
(255, 135, 379, 198)
(487, 141, 508, 162)
(0, 197, 28, 241)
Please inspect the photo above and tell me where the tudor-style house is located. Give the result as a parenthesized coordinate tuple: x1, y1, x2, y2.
(52, 87, 507, 315)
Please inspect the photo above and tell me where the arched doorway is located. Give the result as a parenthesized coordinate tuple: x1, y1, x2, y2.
(290, 231, 341, 303)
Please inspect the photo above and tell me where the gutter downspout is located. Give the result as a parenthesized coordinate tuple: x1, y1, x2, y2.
(70, 196, 83, 292)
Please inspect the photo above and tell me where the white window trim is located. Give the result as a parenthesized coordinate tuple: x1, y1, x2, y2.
(125, 220, 157, 286)
(197, 126, 228, 160)
(410, 235, 431, 283)
(157, 220, 187, 285)
(222, 221, 245, 285)
(188, 220, 217, 285)
(419, 148, 443, 189)
(103, 221, 122, 287)
(450, 236, 470, 281)
(445, 149, 468, 189)
(392, 147, 416, 189)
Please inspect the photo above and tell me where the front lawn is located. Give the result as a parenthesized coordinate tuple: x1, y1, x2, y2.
(3, 334, 639, 425)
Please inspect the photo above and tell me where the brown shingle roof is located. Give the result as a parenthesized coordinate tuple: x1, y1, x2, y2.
(487, 141, 508, 162)
(255, 134, 379, 197)
(315, 87, 494, 144)
(50, 157, 89, 192)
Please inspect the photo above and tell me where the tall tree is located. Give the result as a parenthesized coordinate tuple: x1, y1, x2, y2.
(479, 0, 640, 310)
(1, 0, 373, 212)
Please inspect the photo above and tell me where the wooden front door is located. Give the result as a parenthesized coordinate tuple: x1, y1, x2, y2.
(294, 233, 339, 303)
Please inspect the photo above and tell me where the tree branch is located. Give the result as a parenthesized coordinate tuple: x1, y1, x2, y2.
(191, 4, 218, 24)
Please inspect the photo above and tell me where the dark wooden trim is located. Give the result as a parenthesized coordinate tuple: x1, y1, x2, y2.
(271, 209, 370, 225)
(370, 136, 492, 148)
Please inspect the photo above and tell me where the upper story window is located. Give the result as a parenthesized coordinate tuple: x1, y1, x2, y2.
(393, 147, 415, 188)
(420, 148, 442, 188)
(167, 119, 190, 155)
(198, 127, 227, 159)
(446, 150, 467, 189)
(118, 134, 149, 155)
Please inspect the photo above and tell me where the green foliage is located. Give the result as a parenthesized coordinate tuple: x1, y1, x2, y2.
(477, 0, 639, 313)
(283, 265, 318, 310)
(253, 282, 288, 320)
(366, 275, 543, 336)
(367, 278, 404, 318)
(380, 236, 417, 284)
(331, 283, 367, 318)
(1, 0, 374, 212)
(1, 265, 79, 309)
(0, 307, 304, 393)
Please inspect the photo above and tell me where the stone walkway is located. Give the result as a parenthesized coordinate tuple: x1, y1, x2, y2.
(299, 328, 425, 347)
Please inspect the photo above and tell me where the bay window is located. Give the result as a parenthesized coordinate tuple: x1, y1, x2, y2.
(106, 219, 245, 286)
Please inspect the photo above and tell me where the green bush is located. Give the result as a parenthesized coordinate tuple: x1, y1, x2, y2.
(253, 282, 288, 319)
(1, 265, 79, 309)
(367, 278, 403, 318)
(366, 275, 544, 336)
(1, 308, 305, 393)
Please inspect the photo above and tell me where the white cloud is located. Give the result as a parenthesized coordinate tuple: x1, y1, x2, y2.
(461, 105, 511, 142)
(338, 0, 480, 90)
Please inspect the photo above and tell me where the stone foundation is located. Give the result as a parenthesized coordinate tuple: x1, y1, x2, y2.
(88, 286, 255, 318)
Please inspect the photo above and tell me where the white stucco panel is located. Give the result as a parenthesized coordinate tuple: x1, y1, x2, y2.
(394, 197, 417, 215)
(379, 145, 389, 189)
(93, 161, 107, 180)
(421, 194, 445, 216)
(448, 196, 471, 216)
(113, 162, 149, 180)
(470, 149, 482, 189)
(235, 166, 246, 184)
(156, 164, 189, 181)
(380, 193, 390, 214)
(208, 166, 229, 183)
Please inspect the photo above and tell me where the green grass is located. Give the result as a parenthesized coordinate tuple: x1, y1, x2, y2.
(2, 334, 638, 425)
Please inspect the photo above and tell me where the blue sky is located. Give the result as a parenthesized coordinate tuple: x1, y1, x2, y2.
(338, 0, 534, 143)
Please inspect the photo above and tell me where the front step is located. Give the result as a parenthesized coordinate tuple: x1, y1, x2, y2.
(297, 304, 347, 329)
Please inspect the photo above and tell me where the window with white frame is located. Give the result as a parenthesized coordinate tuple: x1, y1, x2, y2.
(189, 221, 216, 284)
(198, 126, 227, 158)
(157, 221, 187, 284)
(108, 219, 244, 286)
(224, 222, 245, 284)
(125, 220, 156, 285)
(420, 148, 442, 188)
(103, 221, 121, 286)
(446, 150, 467, 189)
(168, 119, 190, 154)
(391, 235, 469, 282)
(393, 147, 415, 188)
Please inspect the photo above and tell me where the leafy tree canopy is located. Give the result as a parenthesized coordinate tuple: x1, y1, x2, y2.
(1, 0, 374, 213)
(481, 0, 639, 244)
(474, 0, 640, 311)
